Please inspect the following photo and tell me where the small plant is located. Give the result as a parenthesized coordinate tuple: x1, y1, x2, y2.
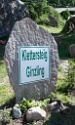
(58, 65, 63, 71)
(0, 108, 11, 125)
(62, 9, 70, 20)
(56, 78, 67, 93)
(19, 98, 50, 112)
(66, 59, 75, 91)
(57, 59, 75, 94)
(49, 92, 56, 102)
(40, 98, 50, 109)
(19, 99, 39, 111)
(19, 99, 31, 111)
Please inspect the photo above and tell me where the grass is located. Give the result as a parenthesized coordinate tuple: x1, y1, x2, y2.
(56, 34, 75, 59)
(0, 84, 15, 106)
(0, 60, 7, 82)
(0, 44, 15, 106)
(56, 92, 71, 104)
(58, 65, 63, 71)
(39, 25, 63, 33)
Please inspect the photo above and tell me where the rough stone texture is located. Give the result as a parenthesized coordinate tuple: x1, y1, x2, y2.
(26, 107, 46, 122)
(4, 18, 59, 103)
(13, 104, 22, 119)
(62, 16, 75, 33)
(47, 100, 64, 113)
(69, 44, 75, 58)
(43, 16, 58, 27)
(0, 0, 29, 37)
(49, 16, 58, 27)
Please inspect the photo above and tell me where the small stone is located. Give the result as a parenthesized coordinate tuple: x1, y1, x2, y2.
(47, 100, 64, 113)
(26, 107, 46, 122)
(13, 105, 22, 119)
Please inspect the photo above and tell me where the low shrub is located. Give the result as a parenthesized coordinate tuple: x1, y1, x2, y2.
(57, 59, 75, 93)
(66, 59, 75, 90)
(58, 65, 63, 71)
(38, 6, 64, 27)
(19, 98, 50, 112)
(61, 9, 70, 20)
(49, 92, 57, 102)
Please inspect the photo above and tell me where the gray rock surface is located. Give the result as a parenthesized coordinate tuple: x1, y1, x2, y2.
(0, 0, 29, 37)
(13, 104, 22, 119)
(26, 107, 46, 122)
(62, 16, 75, 33)
(69, 44, 75, 58)
(49, 16, 58, 27)
(4, 18, 59, 103)
(47, 100, 64, 113)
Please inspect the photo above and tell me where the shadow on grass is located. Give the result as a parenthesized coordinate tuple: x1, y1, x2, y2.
(44, 104, 75, 125)
(0, 44, 6, 61)
(53, 33, 75, 59)
(0, 97, 15, 110)
(0, 36, 8, 61)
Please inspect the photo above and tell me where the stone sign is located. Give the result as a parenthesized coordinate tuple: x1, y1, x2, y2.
(4, 18, 59, 103)
(19, 46, 50, 84)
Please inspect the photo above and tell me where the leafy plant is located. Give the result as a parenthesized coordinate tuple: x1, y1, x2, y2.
(56, 92, 71, 104)
(58, 65, 63, 71)
(56, 78, 68, 93)
(62, 9, 70, 20)
(0, 108, 12, 125)
(19, 98, 50, 111)
(49, 92, 56, 102)
(57, 59, 75, 94)
(38, 6, 64, 26)
(66, 59, 75, 90)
